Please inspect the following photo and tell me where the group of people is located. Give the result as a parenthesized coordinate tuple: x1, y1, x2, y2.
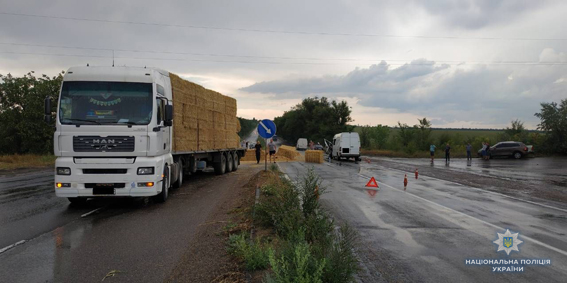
(254, 138, 277, 164)
(430, 142, 476, 163)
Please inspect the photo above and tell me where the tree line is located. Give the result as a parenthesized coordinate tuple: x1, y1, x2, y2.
(273, 97, 354, 144)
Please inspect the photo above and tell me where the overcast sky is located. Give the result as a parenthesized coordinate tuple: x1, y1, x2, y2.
(1, 0, 566, 129)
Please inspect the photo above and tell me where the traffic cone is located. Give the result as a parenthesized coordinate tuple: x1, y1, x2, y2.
(404, 174, 408, 191)
(415, 169, 419, 179)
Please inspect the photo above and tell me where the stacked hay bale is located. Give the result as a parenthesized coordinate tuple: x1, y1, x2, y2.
(278, 145, 301, 160)
(170, 74, 240, 152)
(305, 150, 324, 163)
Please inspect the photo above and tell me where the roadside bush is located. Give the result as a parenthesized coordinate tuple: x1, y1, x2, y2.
(322, 225, 359, 283)
(256, 177, 303, 238)
(298, 168, 325, 217)
(228, 233, 270, 271)
(266, 242, 326, 283)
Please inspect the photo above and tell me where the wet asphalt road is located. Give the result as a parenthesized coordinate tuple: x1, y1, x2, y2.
(279, 158, 567, 282)
(0, 165, 256, 283)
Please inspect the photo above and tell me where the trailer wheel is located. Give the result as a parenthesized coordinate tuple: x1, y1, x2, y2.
(214, 153, 226, 175)
(173, 160, 183, 189)
(153, 167, 169, 203)
(226, 152, 234, 172)
(232, 152, 239, 171)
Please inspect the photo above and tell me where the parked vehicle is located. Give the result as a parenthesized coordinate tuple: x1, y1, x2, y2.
(46, 66, 245, 205)
(296, 138, 308, 150)
(313, 144, 324, 151)
(272, 135, 278, 142)
(331, 132, 361, 161)
(477, 141, 530, 159)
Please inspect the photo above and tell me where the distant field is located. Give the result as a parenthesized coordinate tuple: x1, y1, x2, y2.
(0, 155, 56, 171)
(384, 128, 503, 145)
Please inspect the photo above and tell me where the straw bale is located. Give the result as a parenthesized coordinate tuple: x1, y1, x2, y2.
(305, 150, 324, 163)
(278, 145, 301, 160)
(213, 112, 226, 130)
(236, 118, 241, 132)
(170, 72, 239, 152)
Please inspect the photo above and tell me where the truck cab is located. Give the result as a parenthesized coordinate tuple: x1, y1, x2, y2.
(50, 66, 175, 204)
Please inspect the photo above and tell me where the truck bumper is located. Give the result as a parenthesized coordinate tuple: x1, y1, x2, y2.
(54, 156, 166, 198)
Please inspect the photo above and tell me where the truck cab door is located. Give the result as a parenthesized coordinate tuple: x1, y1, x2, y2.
(155, 98, 168, 155)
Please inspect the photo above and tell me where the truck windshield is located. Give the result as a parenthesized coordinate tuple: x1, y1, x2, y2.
(59, 81, 153, 125)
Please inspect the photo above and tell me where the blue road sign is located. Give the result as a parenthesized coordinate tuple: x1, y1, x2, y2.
(257, 119, 277, 139)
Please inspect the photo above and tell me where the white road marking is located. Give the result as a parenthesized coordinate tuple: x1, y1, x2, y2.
(375, 179, 567, 257)
(382, 166, 567, 213)
(81, 207, 104, 218)
(0, 240, 26, 254)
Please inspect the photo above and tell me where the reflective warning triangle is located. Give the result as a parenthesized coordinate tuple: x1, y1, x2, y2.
(365, 177, 379, 188)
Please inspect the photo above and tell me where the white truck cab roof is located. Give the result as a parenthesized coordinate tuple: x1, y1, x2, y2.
(64, 66, 169, 83)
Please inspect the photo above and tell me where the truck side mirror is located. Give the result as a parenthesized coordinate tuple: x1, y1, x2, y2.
(164, 104, 173, 127)
(44, 96, 52, 123)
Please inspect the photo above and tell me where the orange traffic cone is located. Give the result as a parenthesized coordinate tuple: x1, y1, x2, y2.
(404, 174, 408, 190)
(415, 169, 419, 179)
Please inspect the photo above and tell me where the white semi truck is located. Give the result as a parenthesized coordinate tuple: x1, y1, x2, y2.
(45, 66, 245, 205)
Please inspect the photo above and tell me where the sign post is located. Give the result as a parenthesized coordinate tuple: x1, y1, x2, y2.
(257, 119, 277, 171)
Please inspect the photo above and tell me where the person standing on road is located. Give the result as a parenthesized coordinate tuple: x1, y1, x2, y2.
(481, 142, 487, 160)
(254, 141, 262, 164)
(445, 143, 451, 163)
(268, 139, 277, 163)
(430, 144, 436, 163)
(466, 143, 472, 161)
(485, 142, 491, 160)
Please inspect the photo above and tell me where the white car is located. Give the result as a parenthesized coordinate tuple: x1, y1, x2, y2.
(331, 132, 361, 161)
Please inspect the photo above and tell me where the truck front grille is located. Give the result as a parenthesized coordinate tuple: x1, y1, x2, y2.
(83, 169, 128, 174)
(73, 136, 135, 152)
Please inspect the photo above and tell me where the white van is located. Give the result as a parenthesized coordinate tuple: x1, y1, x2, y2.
(296, 138, 308, 150)
(331, 132, 361, 161)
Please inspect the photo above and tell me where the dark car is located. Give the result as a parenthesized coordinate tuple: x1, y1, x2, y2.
(313, 144, 324, 151)
(477, 141, 529, 159)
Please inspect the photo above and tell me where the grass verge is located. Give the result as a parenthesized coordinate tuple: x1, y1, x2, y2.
(0, 154, 56, 171)
(226, 167, 359, 282)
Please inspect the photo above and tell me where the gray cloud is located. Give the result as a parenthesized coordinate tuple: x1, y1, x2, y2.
(410, 0, 548, 29)
(240, 53, 567, 127)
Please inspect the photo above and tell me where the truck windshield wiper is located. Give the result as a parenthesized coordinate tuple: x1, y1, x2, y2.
(63, 119, 101, 125)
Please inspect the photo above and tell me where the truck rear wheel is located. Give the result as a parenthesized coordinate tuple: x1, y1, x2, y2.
(153, 167, 169, 203)
(214, 153, 226, 175)
(232, 152, 239, 171)
(226, 152, 234, 172)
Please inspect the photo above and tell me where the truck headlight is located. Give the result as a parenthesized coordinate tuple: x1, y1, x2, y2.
(137, 167, 155, 175)
(57, 167, 71, 175)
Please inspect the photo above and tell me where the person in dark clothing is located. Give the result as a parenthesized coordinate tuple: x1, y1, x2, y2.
(254, 141, 262, 164)
(445, 143, 451, 163)
(466, 143, 472, 161)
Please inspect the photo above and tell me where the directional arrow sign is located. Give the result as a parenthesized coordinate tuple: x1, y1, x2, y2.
(257, 119, 276, 139)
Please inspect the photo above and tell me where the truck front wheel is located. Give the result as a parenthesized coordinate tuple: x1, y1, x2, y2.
(153, 167, 169, 203)
(173, 161, 183, 189)
(214, 153, 226, 175)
